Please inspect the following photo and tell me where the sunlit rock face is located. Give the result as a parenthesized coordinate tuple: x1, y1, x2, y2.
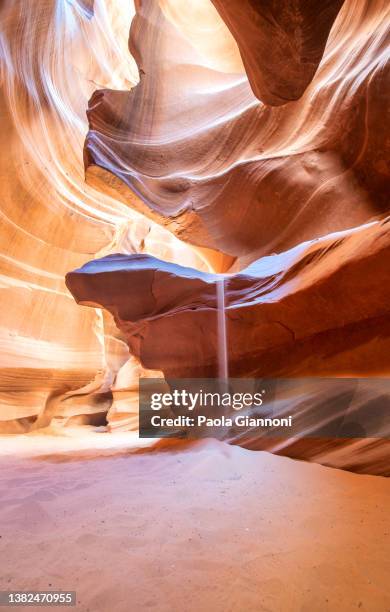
(85, 0, 389, 264)
(0, 0, 210, 432)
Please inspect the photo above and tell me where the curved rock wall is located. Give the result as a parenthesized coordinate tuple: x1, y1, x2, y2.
(85, 0, 389, 263)
(1, 0, 389, 473)
(0, 0, 208, 432)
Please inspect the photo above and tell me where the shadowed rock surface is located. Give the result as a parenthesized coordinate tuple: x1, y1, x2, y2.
(210, 0, 345, 105)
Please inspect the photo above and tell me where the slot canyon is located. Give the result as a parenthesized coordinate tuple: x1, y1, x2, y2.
(0, 1, 389, 611)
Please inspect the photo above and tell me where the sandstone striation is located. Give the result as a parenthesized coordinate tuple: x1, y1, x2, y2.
(85, 0, 389, 265)
(0, 0, 208, 432)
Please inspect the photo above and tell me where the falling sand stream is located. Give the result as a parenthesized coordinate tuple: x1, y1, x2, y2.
(217, 277, 229, 381)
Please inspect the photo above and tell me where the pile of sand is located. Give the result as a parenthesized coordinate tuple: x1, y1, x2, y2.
(0, 437, 389, 611)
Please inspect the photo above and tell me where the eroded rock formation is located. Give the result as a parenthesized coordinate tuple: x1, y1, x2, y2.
(66, 219, 390, 473)
(0, 0, 209, 433)
(85, 0, 389, 265)
(66, 219, 390, 378)
(1, 0, 389, 473)
(210, 0, 346, 105)
(69, 0, 389, 472)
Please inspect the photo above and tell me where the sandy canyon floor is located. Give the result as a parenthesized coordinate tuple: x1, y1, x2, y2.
(0, 437, 389, 612)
